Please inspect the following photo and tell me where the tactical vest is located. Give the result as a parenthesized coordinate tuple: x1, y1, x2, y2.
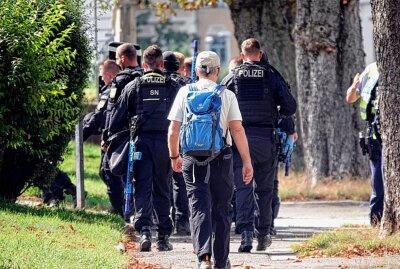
(97, 85, 111, 131)
(135, 72, 172, 133)
(360, 89, 377, 123)
(104, 67, 143, 131)
(108, 68, 143, 109)
(233, 63, 277, 127)
(359, 63, 380, 142)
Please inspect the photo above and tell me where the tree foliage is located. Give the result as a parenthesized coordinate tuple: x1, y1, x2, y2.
(104, 0, 230, 22)
(0, 0, 91, 199)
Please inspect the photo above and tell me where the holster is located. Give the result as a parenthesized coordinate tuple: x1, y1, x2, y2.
(367, 137, 379, 161)
(359, 134, 368, 156)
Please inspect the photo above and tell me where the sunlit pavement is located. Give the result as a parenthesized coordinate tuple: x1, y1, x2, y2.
(136, 201, 400, 269)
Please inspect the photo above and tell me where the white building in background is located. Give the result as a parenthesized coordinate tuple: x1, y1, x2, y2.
(88, 1, 375, 66)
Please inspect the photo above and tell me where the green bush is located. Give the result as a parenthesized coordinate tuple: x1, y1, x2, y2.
(0, 0, 92, 199)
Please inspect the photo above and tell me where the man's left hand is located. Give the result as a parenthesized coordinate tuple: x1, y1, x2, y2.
(171, 157, 183, 173)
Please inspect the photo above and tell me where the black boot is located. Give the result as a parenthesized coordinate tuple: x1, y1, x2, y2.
(256, 234, 272, 251)
(139, 226, 152, 252)
(238, 231, 253, 252)
(156, 234, 173, 251)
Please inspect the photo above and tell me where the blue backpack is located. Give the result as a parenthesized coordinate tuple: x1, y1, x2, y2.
(180, 83, 225, 159)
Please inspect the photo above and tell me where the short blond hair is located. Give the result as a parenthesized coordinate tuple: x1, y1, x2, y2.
(241, 38, 261, 57)
(103, 60, 120, 75)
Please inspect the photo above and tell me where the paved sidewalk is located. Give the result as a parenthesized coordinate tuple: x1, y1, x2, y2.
(131, 201, 400, 269)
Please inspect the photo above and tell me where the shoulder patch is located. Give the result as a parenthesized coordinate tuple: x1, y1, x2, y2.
(97, 100, 106, 110)
(110, 87, 117, 99)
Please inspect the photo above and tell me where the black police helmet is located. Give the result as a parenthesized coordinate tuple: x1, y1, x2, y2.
(163, 51, 179, 72)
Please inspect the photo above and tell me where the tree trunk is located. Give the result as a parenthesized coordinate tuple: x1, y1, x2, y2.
(229, 0, 305, 169)
(370, 0, 400, 236)
(293, 0, 368, 183)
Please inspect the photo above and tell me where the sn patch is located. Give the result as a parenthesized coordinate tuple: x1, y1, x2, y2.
(97, 100, 106, 110)
(110, 87, 117, 98)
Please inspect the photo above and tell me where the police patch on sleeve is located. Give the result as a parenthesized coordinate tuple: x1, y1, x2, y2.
(110, 87, 117, 98)
(97, 100, 106, 110)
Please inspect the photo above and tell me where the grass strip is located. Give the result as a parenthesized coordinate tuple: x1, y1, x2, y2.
(0, 200, 127, 269)
(292, 226, 400, 258)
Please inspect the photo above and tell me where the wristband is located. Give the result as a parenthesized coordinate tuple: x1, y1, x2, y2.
(169, 154, 180, 160)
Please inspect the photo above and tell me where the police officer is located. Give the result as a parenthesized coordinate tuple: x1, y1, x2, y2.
(109, 45, 179, 251)
(162, 51, 191, 235)
(222, 38, 296, 252)
(163, 51, 190, 86)
(103, 43, 143, 143)
(83, 60, 121, 142)
(346, 62, 384, 227)
(183, 57, 193, 80)
(81, 60, 122, 214)
(101, 44, 143, 218)
(168, 51, 253, 269)
(173, 51, 186, 77)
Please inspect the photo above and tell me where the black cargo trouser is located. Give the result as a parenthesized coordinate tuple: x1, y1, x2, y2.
(368, 139, 384, 224)
(233, 127, 277, 236)
(132, 134, 173, 236)
(182, 147, 234, 268)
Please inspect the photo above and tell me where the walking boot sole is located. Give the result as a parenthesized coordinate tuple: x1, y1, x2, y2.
(238, 244, 252, 252)
(156, 243, 173, 251)
(256, 238, 272, 251)
(140, 240, 151, 252)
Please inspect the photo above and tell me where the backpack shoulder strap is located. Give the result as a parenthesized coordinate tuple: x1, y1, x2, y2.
(214, 84, 226, 95)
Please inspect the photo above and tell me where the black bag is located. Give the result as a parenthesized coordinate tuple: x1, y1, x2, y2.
(106, 130, 130, 176)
